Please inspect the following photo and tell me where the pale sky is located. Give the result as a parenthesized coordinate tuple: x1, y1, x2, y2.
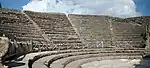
(1, 0, 150, 17)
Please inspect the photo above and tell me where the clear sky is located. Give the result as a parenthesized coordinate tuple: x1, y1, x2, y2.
(134, 0, 150, 16)
(0, 0, 150, 17)
(0, 0, 30, 10)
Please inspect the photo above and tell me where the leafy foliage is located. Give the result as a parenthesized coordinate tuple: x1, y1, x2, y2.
(112, 18, 125, 22)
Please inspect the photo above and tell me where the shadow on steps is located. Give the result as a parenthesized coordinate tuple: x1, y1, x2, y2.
(135, 56, 150, 68)
(5, 61, 25, 68)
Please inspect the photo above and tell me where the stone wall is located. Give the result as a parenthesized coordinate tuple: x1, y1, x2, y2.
(0, 8, 45, 53)
(0, 8, 149, 60)
(0, 37, 9, 58)
(69, 15, 147, 48)
(24, 11, 84, 50)
(68, 15, 112, 48)
(112, 22, 146, 48)
(112, 16, 150, 50)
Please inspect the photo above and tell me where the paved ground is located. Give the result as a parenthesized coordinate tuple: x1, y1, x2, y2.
(81, 59, 141, 68)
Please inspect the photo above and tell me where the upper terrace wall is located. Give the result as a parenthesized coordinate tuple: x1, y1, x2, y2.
(111, 21, 146, 48)
(112, 16, 150, 49)
(69, 14, 147, 48)
(68, 15, 112, 48)
(24, 11, 85, 50)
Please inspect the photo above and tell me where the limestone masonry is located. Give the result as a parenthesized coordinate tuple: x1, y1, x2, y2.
(0, 8, 150, 68)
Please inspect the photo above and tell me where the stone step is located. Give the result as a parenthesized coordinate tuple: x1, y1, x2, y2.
(65, 56, 142, 68)
(54, 43, 84, 46)
(47, 34, 78, 37)
(3, 30, 39, 35)
(0, 27, 37, 31)
(35, 23, 72, 27)
(0, 21, 33, 26)
(115, 38, 143, 41)
(51, 45, 86, 50)
(115, 34, 142, 36)
(51, 55, 142, 68)
(42, 30, 76, 33)
(2, 33, 42, 40)
(47, 53, 142, 68)
(53, 40, 82, 44)
(83, 38, 111, 41)
(44, 31, 76, 34)
(32, 48, 145, 60)
(0, 25, 36, 29)
(44, 32, 77, 35)
(115, 41, 142, 45)
(115, 45, 144, 48)
(16, 37, 44, 41)
(17, 35, 43, 38)
(8, 31, 40, 35)
(51, 37, 79, 40)
(41, 27, 74, 30)
(115, 36, 143, 39)
(85, 43, 112, 48)
(31, 49, 145, 68)
(47, 45, 145, 51)
(115, 35, 142, 37)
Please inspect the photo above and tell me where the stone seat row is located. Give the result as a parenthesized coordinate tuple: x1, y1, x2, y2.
(63, 56, 141, 68)
(41, 28, 75, 32)
(29, 48, 145, 68)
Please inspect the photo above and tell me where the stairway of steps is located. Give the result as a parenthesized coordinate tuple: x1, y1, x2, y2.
(68, 15, 113, 48)
(68, 14, 146, 48)
(28, 48, 145, 68)
(0, 9, 45, 43)
(24, 11, 86, 50)
(49, 53, 142, 68)
(0, 9, 48, 57)
(0, 9, 149, 68)
(65, 56, 141, 68)
(7, 48, 147, 68)
(112, 22, 146, 48)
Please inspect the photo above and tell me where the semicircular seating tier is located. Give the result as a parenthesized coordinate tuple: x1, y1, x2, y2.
(0, 8, 149, 68)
